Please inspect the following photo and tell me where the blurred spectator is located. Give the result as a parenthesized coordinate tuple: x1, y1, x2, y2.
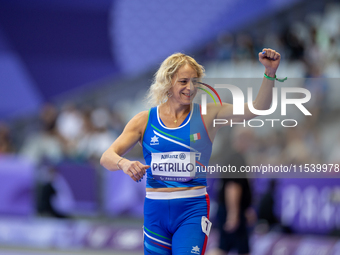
(262, 33, 285, 59)
(256, 179, 279, 233)
(56, 103, 85, 156)
(327, 36, 340, 64)
(303, 63, 329, 124)
(328, 134, 340, 165)
(304, 25, 324, 65)
(258, 132, 285, 166)
(216, 32, 234, 61)
(77, 107, 117, 161)
(233, 33, 256, 62)
(37, 163, 71, 218)
(110, 109, 125, 133)
(283, 127, 311, 165)
(201, 42, 217, 62)
(208, 128, 255, 255)
(0, 123, 13, 154)
(282, 26, 305, 60)
(20, 103, 63, 165)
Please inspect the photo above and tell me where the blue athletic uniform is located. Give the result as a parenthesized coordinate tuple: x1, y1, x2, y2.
(142, 103, 212, 254)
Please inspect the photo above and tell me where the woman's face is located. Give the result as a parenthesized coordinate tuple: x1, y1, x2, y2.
(169, 64, 198, 105)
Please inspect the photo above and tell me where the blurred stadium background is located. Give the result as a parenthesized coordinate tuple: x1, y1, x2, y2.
(1, 0, 340, 254)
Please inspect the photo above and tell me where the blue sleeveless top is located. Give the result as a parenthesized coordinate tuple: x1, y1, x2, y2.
(142, 103, 212, 188)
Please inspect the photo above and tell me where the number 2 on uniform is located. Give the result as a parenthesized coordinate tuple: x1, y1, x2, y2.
(201, 216, 212, 236)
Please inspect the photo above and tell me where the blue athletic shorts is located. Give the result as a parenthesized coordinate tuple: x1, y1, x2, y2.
(143, 193, 211, 255)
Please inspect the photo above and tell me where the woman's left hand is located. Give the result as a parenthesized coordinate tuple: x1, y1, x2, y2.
(259, 48, 281, 76)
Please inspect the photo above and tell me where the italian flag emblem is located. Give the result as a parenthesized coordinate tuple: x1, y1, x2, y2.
(190, 133, 201, 142)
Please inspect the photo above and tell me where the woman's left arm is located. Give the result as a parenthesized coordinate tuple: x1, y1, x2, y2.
(215, 48, 281, 122)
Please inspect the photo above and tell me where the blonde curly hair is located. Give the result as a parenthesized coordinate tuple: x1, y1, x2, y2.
(145, 53, 205, 106)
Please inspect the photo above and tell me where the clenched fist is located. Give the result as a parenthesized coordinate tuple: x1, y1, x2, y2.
(259, 48, 281, 77)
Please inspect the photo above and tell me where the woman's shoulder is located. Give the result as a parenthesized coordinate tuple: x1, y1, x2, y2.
(130, 110, 150, 126)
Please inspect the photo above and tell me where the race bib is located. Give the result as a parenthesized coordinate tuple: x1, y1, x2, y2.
(201, 216, 212, 236)
(151, 151, 201, 182)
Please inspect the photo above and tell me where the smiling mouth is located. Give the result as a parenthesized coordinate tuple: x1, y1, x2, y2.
(182, 93, 194, 97)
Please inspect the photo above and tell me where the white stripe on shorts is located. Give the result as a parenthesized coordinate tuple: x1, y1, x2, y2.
(146, 187, 207, 200)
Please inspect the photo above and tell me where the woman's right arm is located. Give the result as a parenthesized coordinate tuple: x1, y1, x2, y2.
(100, 111, 149, 182)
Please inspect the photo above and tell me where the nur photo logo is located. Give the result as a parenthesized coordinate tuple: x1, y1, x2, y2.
(197, 80, 312, 128)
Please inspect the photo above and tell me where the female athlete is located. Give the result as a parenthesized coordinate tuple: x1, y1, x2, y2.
(100, 48, 281, 254)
